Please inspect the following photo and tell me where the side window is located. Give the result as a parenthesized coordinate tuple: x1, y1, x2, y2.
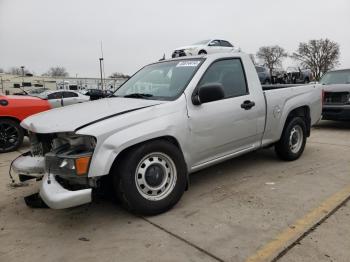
(63, 92, 78, 98)
(221, 41, 233, 47)
(208, 40, 220, 46)
(198, 59, 248, 100)
(47, 92, 62, 99)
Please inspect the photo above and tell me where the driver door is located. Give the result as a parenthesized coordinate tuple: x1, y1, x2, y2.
(187, 58, 262, 167)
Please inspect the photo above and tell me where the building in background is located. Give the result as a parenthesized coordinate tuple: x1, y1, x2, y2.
(0, 74, 127, 95)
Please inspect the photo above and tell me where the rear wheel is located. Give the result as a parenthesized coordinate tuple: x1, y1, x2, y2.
(198, 50, 207, 55)
(275, 117, 307, 161)
(0, 119, 24, 153)
(113, 140, 187, 215)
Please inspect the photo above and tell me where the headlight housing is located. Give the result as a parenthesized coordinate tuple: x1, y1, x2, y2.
(57, 155, 92, 176)
(45, 134, 96, 177)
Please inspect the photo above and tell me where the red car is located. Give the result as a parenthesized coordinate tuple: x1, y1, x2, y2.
(0, 95, 51, 153)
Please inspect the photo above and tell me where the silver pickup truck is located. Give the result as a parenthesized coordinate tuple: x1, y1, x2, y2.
(12, 53, 322, 215)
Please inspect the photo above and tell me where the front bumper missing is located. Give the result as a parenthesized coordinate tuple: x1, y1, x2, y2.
(12, 155, 92, 209)
(40, 173, 92, 209)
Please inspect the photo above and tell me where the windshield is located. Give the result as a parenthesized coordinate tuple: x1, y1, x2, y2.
(320, 70, 350, 85)
(114, 59, 203, 100)
(193, 40, 210, 45)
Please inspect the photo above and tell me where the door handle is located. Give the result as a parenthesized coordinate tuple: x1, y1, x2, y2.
(241, 100, 255, 110)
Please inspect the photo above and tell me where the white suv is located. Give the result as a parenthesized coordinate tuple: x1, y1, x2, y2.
(172, 39, 235, 58)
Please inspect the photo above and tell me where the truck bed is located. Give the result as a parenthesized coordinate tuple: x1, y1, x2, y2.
(262, 84, 310, 91)
(261, 84, 322, 147)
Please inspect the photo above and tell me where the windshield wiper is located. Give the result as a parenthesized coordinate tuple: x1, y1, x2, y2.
(124, 93, 153, 98)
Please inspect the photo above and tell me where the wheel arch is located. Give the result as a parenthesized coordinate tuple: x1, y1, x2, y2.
(283, 105, 311, 137)
(108, 135, 190, 189)
(0, 116, 21, 123)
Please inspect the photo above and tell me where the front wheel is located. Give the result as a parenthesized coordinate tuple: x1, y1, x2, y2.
(0, 119, 24, 153)
(275, 117, 307, 161)
(113, 140, 187, 215)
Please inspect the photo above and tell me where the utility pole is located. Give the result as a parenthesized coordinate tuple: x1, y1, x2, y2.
(21, 66, 25, 85)
(0, 76, 3, 94)
(99, 57, 104, 90)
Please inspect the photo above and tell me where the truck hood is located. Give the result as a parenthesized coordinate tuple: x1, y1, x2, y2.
(21, 97, 164, 133)
(322, 84, 350, 92)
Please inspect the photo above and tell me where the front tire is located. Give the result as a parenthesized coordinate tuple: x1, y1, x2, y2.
(0, 119, 24, 153)
(275, 117, 307, 161)
(198, 50, 207, 55)
(113, 140, 187, 215)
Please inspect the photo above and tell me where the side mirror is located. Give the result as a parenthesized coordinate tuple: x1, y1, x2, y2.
(192, 83, 225, 105)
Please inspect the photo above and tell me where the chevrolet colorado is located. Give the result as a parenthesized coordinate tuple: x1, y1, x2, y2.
(11, 53, 322, 215)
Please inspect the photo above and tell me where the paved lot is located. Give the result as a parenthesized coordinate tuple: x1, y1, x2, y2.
(0, 120, 349, 262)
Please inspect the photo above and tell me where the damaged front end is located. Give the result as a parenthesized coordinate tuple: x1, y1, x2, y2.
(11, 132, 97, 209)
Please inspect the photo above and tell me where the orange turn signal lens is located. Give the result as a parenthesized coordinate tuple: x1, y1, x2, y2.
(75, 156, 91, 176)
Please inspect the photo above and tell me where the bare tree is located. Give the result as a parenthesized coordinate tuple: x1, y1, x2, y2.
(109, 72, 130, 79)
(256, 45, 288, 76)
(249, 54, 257, 66)
(291, 39, 340, 81)
(7, 67, 30, 75)
(43, 66, 69, 77)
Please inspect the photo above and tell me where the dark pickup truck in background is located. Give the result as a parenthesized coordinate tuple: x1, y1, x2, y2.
(321, 69, 350, 120)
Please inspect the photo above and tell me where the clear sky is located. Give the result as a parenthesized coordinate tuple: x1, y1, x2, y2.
(0, 0, 349, 77)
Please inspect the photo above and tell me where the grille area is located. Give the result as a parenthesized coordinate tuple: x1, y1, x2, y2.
(29, 133, 55, 156)
(324, 92, 349, 104)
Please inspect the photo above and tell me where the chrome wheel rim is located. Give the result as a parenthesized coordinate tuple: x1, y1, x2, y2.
(289, 125, 303, 154)
(135, 152, 177, 201)
(0, 123, 19, 151)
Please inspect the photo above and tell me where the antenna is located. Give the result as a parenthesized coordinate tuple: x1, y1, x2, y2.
(100, 41, 104, 58)
(99, 41, 104, 90)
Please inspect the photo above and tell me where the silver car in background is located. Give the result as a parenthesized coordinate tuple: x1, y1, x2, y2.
(36, 90, 90, 108)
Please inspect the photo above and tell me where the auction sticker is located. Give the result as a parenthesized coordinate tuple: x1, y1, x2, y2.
(176, 61, 201, 67)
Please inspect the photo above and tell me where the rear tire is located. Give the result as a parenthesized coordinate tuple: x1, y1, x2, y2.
(275, 117, 307, 161)
(0, 118, 24, 153)
(198, 50, 207, 55)
(112, 140, 187, 215)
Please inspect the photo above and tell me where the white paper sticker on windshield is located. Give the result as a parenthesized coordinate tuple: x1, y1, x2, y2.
(176, 61, 201, 67)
